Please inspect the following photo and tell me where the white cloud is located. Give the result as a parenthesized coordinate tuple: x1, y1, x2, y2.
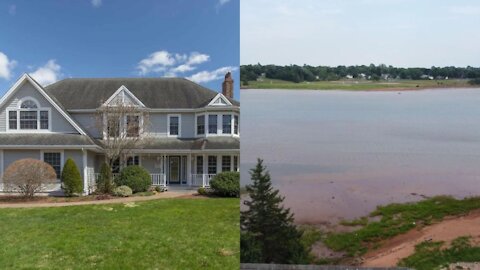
(8, 5, 16, 15)
(91, 0, 102, 8)
(29, 60, 62, 86)
(137, 50, 210, 76)
(0, 52, 17, 80)
(218, 0, 231, 6)
(187, 66, 237, 83)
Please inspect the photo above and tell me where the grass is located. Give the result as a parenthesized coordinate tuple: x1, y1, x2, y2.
(242, 78, 471, 90)
(0, 198, 239, 269)
(323, 196, 480, 257)
(399, 236, 480, 270)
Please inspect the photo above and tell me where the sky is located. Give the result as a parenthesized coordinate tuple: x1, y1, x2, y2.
(0, 0, 240, 99)
(241, 0, 480, 67)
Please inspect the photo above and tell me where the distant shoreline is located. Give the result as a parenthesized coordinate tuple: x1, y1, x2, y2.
(240, 79, 477, 91)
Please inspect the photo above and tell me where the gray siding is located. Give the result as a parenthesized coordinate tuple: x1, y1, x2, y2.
(181, 114, 195, 138)
(64, 150, 83, 172)
(148, 113, 195, 138)
(0, 81, 78, 133)
(3, 150, 40, 171)
(71, 113, 101, 138)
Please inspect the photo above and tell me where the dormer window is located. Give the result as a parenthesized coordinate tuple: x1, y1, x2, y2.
(7, 98, 50, 131)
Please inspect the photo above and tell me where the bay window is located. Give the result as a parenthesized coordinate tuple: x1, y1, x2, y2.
(234, 115, 239, 135)
(222, 115, 232, 134)
(197, 115, 205, 135)
(208, 115, 217, 134)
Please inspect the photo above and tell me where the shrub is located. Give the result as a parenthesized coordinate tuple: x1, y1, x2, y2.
(2, 159, 57, 198)
(210, 171, 240, 197)
(113, 185, 132, 197)
(61, 158, 83, 196)
(97, 162, 114, 194)
(117, 165, 151, 193)
(155, 186, 165, 192)
(197, 187, 208, 195)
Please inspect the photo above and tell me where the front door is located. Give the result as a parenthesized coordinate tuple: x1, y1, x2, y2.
(169, 156, 181, 184)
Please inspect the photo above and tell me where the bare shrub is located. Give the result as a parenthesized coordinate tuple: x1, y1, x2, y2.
(2, 159, 57, 197)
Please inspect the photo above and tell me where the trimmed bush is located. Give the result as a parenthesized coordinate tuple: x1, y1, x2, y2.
(97, 162, 114, 194)
(210, 171, 240, 197)
(155, 186, 165, 193)
(117, 165, 151, 193)
(2, 159, 57, 197)
(113, 185, 133, 197)
(197, 187, 208, 195)
(61, 158, 83, 196)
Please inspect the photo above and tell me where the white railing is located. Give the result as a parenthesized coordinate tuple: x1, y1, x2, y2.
(92, 173, 166, 188)
(151, 173, 167, 187)
(191, 174, 216, 187)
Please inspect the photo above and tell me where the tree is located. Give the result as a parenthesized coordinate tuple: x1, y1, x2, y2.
(2, 159, 57, 198)
(61, 158, 83, 196)
(96, 96, 151, 182)
(97, 162, 114, 194)
(240, 159, 309, 264)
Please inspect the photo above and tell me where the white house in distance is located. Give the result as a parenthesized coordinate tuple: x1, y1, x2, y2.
(0, 72, 240, 194)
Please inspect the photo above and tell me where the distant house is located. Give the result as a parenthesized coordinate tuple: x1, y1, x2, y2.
(0, 73, 240, 194)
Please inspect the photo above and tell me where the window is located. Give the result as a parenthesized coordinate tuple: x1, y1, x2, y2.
(222, 115, 232, 134)
(111, 158, 120, 174)
(196, 156, 203, 174)
(107, 117, 120, 137)
(43, 152, 61, 178)
(20, 111, 37, 129)
(197, 115, 205, 135)
(20, 100, 38, 109)
(208, 156, 217, 174)
(8, 111, 17, 130)
(169, 115, 180, 136)
(126, 115, 140, 137)
(234, 115, 239, 134)
(126, 155, 140, 166)
(222, 156, 231, 172)
(40, 111, 49, 129)
(234, 156, 238, 171)
(208, 115, 217, 134)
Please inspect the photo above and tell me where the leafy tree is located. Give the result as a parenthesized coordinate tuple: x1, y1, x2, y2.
(240, 159, 309, 264)
(61, 158, 83, 196)
(97, 162, 114, 194)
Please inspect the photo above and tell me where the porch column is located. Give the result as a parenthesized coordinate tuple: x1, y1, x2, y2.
(187, 153, 192, 186)
(82, 149, 88, 195)
(216, 155, 222, 174)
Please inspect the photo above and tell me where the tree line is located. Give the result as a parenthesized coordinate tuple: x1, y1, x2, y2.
(241, 64, 480, 83)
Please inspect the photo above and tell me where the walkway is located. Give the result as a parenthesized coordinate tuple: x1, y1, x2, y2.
(0, 189, 197, 209)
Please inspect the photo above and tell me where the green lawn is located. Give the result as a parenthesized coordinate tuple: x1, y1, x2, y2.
(0, 198, 239, 269)
(242, 78, 471, 90)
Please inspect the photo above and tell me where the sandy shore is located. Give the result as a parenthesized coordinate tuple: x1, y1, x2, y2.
(361, 210, 480, 267)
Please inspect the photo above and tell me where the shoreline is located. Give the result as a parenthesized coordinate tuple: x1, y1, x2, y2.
(241, 85, 478, 92)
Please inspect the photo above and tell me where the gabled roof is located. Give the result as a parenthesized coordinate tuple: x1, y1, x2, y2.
(45, 78, 240, 110)
(0, 74, 88, 136)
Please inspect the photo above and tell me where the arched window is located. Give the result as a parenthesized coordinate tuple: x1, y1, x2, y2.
(7, 97, 49, 131)
(20, 100, 38, 109)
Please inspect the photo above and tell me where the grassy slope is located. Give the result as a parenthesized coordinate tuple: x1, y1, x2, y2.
(399, 236, 480, 270)
(0, 198, 239, 270)
(242, 79, 471, 90)
(323, 196, 480, 257)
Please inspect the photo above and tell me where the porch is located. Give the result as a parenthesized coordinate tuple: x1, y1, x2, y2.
(87, 152, 239, 192)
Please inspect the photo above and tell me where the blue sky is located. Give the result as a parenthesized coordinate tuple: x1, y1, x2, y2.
(242, 0, 480, 67)
(0, 0, 240, 99)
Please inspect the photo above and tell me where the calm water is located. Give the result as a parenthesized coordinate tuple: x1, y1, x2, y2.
(241, 88, 480, 224)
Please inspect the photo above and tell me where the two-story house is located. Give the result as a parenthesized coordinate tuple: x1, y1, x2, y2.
(0, 72, 239, 194)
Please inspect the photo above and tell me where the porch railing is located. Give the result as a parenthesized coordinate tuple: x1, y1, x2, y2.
(91, 173, 166, 188)
(191, 174, 216, 187)
(151, 173, 167, 187)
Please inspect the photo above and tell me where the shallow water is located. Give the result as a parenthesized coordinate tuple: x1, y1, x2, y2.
(241, 88, 480, 224)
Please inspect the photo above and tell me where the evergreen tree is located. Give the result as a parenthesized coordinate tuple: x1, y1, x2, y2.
(97, 162, 114, 194)
(241, 159, 309, 264)
(61, 158, 83, 196)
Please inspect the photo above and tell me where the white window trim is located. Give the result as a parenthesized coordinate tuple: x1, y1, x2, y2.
(40, 150, 64, 181)
(207, 93, 233, 106)
(102, 113, 143, 140)
(6, 96, 52, 133)
(194, 113, 206, 137)
(203, 112, 239, 137)
(167, 114, 181, 137)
